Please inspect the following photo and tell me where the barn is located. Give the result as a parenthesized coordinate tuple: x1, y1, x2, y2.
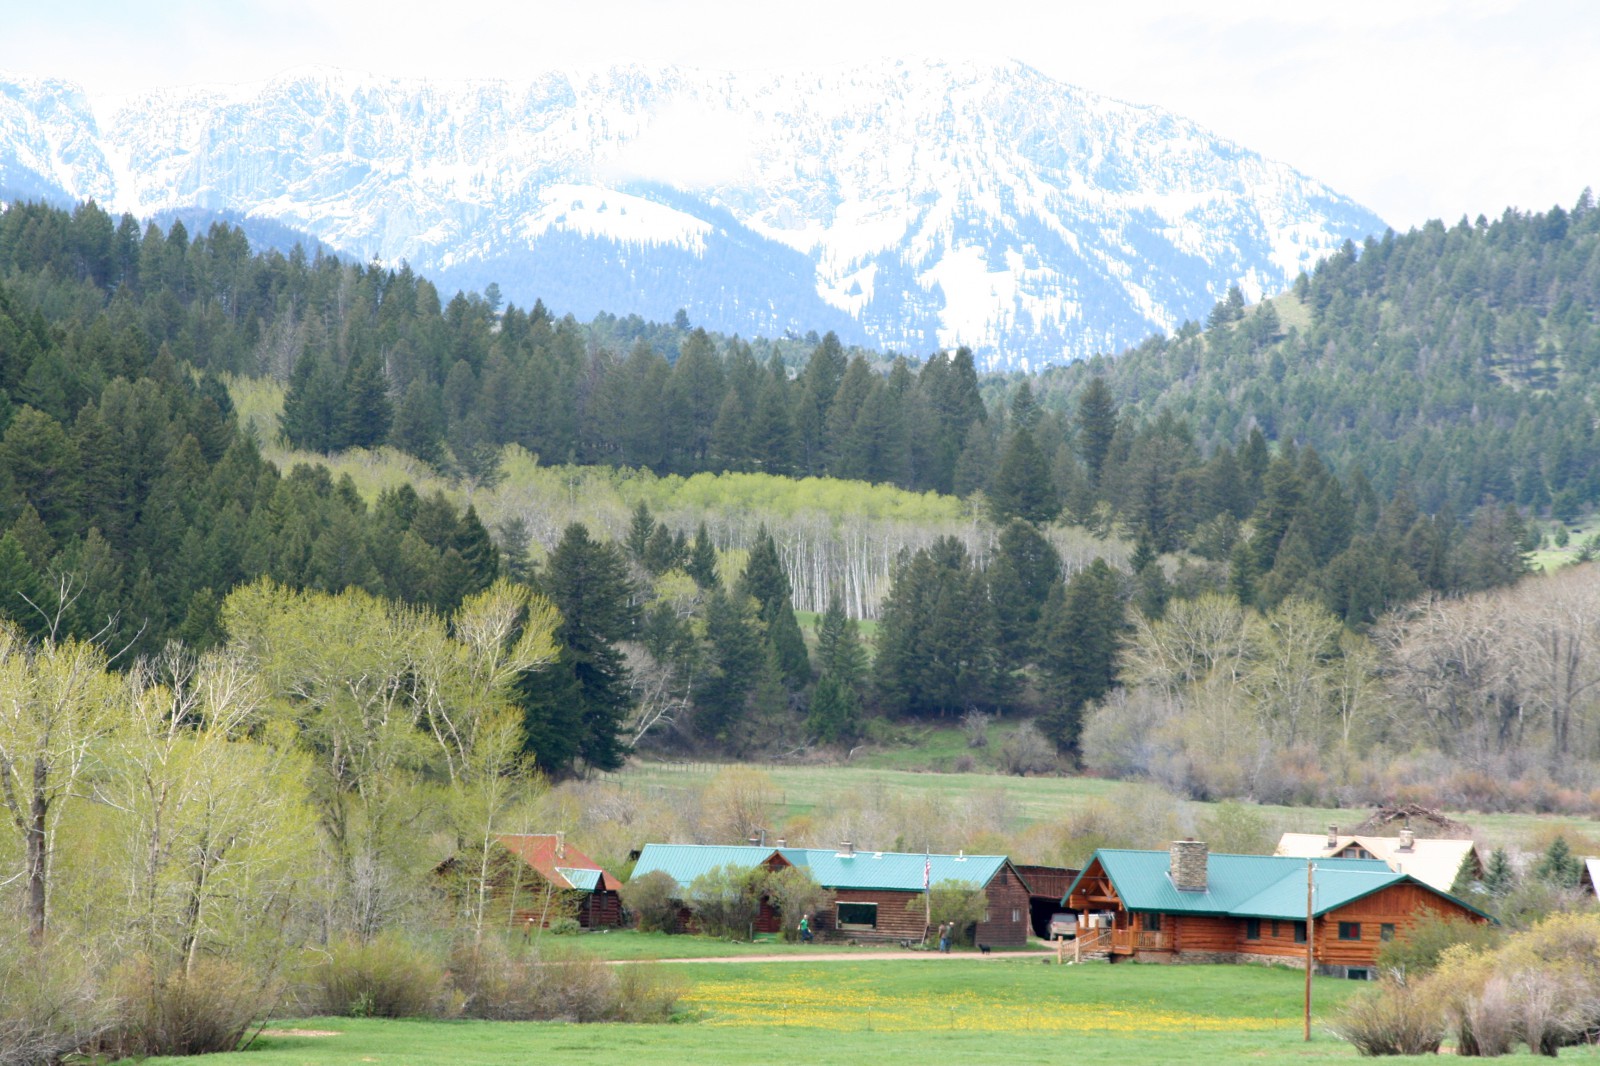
(1064, 840, 1493, 977)
(630, 842, 1033, 946)
(439, 833, 624, 929)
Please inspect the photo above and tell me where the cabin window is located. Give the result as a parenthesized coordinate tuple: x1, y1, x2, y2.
(1339, 922, 1362, 941)
(1144, 912, 1162, 931)
(1348, 968, 1371, 981)
(1380, 923, 1396, 942)
(1270, 920, 1281, 938)
(836, 902, 878, 930)
(1244, 918, 1261, 940)
(1294, 921, 1307, 943)
(1012, 909, 1022, 923)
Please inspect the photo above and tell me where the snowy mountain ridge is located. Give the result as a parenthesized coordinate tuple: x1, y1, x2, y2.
(0, 61, 1387, 369)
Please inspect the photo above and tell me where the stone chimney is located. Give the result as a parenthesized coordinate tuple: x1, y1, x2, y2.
(1326, 824, 1339, 848)
(1170, 839, 1209, 892)
(1398, 828, 1415, 852)
(555, 831, 566, 860)
(776, 838, 786, 848)
(840, 840, 855, 857)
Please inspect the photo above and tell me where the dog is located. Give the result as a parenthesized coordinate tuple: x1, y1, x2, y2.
(978, 943, 992, 955)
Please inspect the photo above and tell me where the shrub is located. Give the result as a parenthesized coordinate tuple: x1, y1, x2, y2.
(1375, 913, 1502, 977)
(961, 709, 990, 748)
(611, 961, 687, 1022)
(108, 955, 279, 1058)
(763, 866, 831, 942)
(1329, 978, 1444, 1056)
(620, 869, 682, 933)
(311, 933, 449, 1018)
(548, 917, 581, 936)
(0, 939, 112, 1066)
(915, 879, 988, 946)
(686, 863, 764, 939)
(998, 721, 1057, 775)
(449, 940, 681, 1023)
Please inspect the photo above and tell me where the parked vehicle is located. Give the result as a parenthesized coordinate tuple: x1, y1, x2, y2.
(1048, 912, 1076, 939)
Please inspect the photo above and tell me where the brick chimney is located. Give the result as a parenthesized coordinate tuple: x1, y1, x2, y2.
(1326, 824, 1339, 848)
(1170, 839, 1209, 892)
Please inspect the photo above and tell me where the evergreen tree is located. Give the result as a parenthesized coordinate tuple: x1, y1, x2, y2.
(987, 427, 1059, 525)
(389, 378, 445, 465)
(338, 353, 393, 449)
(807, 672, 860, 746)
(987, 519, 1061, 668)
(1037, 558, 1124, 752)
(453, 504, 500, 596)
(1075, 376, 1117, 488)
(814, 592, 866, 692)
(0, 532, 46, 638)
(532, 523, 637, 772)
(697, 586, 763, 743)
(278, 351, 342, 452)
(1534, 836, 1582, 888)
(1482, 848, 1516, 898)
(686, 522, 719, 590)
(736, 527, 811, 686)
(625, 500, 656, 563)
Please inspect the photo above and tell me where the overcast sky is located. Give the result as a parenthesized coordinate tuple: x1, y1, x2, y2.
(9, 0, 1595, 230)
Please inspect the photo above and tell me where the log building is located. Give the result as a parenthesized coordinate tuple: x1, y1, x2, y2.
(1064, 840, 1493, 978)
(631, 842, 1033, 945)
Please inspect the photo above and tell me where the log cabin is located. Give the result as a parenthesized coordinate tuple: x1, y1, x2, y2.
(1064, 840, 1493, 978)
(631, 842, 1033, 945)
(437, 833, 624, 929)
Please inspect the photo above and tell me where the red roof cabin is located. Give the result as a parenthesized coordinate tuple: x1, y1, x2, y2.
(439, 833, 623, 930)
(1064, 840, 1493, 978)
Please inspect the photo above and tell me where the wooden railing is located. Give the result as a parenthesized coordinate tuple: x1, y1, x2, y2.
(1066, 927, 1113, 962)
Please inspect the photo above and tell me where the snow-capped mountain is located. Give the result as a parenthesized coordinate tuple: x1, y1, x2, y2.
(0, 61, 1386, 370)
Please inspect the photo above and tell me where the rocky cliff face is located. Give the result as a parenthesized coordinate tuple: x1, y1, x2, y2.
(0, 61, 1386, 369)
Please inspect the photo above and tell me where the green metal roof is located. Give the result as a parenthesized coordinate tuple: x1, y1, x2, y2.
(1065, 848, 1495, 922)
(556, 867, 602, 892)
(629, 843, 1005, 893)
(779, 848, 1004, 892)
(630, 844, 779, 891)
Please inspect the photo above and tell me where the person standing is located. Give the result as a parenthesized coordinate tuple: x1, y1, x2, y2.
(938, 921, 951, 953)
(799, 913, 813, 943)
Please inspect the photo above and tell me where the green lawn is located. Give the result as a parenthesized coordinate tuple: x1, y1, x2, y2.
(552, 929, 894, 960)
(134, 961, 1581, 1065)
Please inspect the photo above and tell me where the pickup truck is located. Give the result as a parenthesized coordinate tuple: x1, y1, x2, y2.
(1047, 913, 1076, 939)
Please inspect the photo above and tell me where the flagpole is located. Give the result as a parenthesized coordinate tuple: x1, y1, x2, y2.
(924, 847, 932, 944)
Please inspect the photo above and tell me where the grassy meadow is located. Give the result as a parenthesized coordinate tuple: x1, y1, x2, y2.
(133, 960, 1585, 1065)
(599, 757, 1600, 856)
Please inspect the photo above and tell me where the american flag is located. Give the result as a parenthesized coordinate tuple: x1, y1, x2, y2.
(924, 853, 931, 890)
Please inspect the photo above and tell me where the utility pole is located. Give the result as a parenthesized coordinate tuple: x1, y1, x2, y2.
(1304, 860, 1315, 1042)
